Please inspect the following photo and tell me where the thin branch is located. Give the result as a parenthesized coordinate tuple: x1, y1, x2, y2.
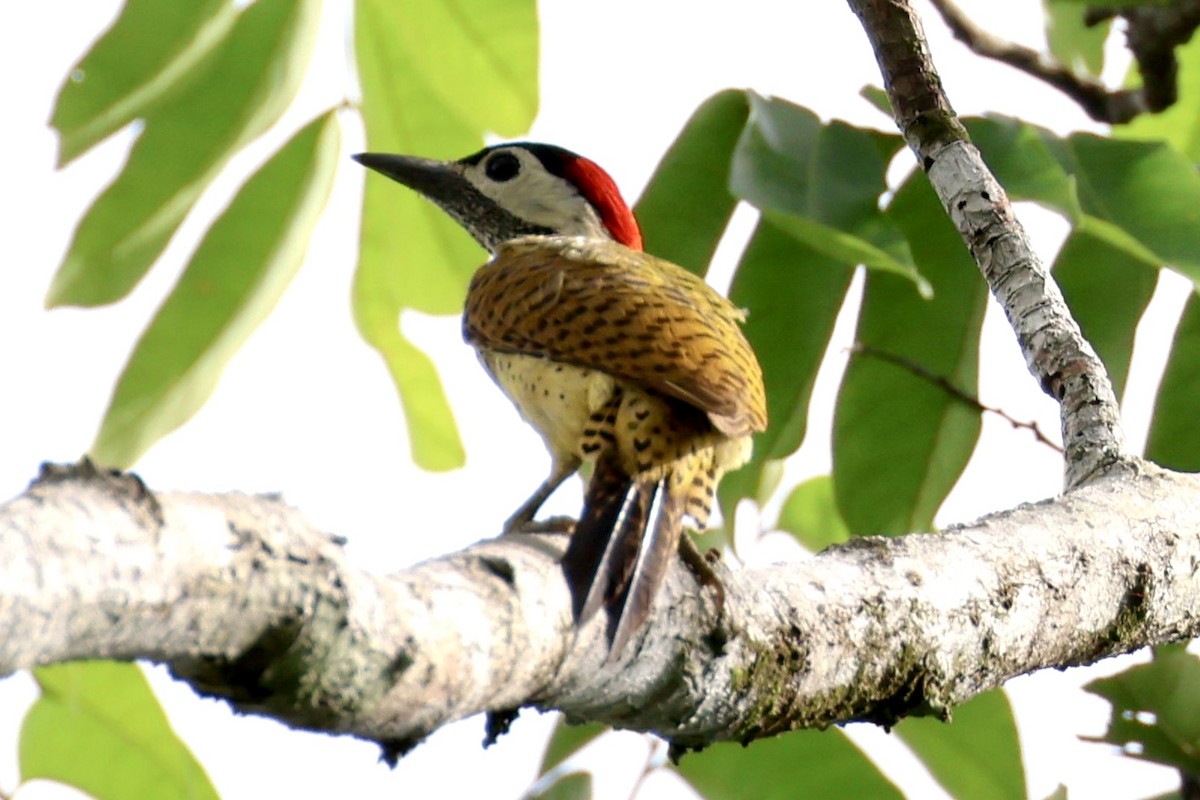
(927, 0, 1143, 123)
(4, 461, 1200, 758)
(850, 342, 1063, 452)
(847, 0, 1127, 489)
(928, 0, 1200, 124)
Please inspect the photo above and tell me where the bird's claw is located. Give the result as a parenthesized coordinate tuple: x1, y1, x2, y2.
(679, 536, 726, 620)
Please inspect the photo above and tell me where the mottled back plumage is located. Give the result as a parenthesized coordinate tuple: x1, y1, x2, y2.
(464, 236, 766, 439)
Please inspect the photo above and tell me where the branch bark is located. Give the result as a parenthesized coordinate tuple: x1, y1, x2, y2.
(4, 460, 1200, 759)
(850, 0, 1127, 489)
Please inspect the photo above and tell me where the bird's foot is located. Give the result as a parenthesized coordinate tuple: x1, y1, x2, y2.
(678, 535, 726, 619)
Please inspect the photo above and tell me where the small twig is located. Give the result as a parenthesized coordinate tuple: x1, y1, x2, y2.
(928, 0, 1200, 124)
(927, 0, 1146, 123)
(627, 736, 665, 799)
(850, 342, 1063, 453)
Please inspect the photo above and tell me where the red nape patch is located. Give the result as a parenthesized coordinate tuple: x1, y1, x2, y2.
(562, 157, 644, 251)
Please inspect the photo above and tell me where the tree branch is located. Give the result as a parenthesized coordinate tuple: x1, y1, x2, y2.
(928, 0, 1200, 124)
(4, 460, 1200, 758)
(848, 0, 1126, 489)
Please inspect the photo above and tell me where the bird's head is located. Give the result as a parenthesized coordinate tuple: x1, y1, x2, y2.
(354, 143, 643, 254)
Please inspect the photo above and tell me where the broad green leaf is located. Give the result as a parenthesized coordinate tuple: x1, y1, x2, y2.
(1044, 0, 1110, 78)
(48, 0, 321, 308)
(896, 689, 1025, 800)
(718, 222, 853, 516)
(1083, 646, 1200, 774)
(1146, 292, 1200, 470)
(1073, 213, 1165, 269)
(385, 0, 537, 137)
(91, 112, 341, 468)
(675, 729, 902, 799)
(859, 84, 893, 118)
(353, 0, 538, 470)
(1053, 230, 1158, 399)
(971, 116, 1200, 285)
(636, 89, 750, 275)
(1067, 134, 1200, 283)
(528, 771, 592, 800)
(763, 211, 928, 295)
(539, 719, 606, 775)
(52, 0, 237, 165)
(1119, 34, 1200, 161)
(21, 662, 218, 800)
(834, 174, 986, 536)
(777, 475, 850, 551)
(730, 95, 924, 294)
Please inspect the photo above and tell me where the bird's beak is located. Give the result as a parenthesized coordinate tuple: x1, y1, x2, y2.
(353, 151, 546, 253)
(352, 152, 470, 204)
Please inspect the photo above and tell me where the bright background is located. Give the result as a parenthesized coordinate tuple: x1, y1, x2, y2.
(0, 1, 1189, 797)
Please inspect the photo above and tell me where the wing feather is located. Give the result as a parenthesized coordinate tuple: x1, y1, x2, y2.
(463, 236, 767, 437)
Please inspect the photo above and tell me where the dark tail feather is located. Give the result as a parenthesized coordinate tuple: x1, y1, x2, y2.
(562, 458, 683, 657)
(561, 459, 652, 621)
(608, 483, 682, 657)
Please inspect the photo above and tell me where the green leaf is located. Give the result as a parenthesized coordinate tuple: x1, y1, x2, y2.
(1044, 0, 1110, 78)
(21, 662, 218, 800)
(859, 84, 893, 118)
(718, 222, 853, 515)
(1067, 134, 1200, 283)
(527, 771, 593, 800)
(47, 0, 321, 308)
(971, 117, 1200, 290)
(834, 174, 986, 535)
(896, 689, 1026, 800)
(1146, 292, 1200, 470)
(777, 475, 851, 551)
(539, 719, 606, 775)
(635, 89, 750, 275)
(51, 0, 237, 165)
(763, 211, 929, 296)
(730, 94, 923, 294)
(675, 729, 902, 799)
(382, 0, 538, 137)
(1118, 33, 1200, 161)
(353, 0, 539, 470)
(91, 112, 341, 468)
(1083, 647, 1200, 774)
(1053, 230, 1158, 399)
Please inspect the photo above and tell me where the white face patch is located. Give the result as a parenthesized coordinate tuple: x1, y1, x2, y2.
(461, 147, 611, 240)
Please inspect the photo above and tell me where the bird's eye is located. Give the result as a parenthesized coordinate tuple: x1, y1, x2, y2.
(485, 151, 521, 182)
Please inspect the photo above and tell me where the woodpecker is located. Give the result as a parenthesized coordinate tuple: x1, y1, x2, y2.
(354, 143, 766, 656)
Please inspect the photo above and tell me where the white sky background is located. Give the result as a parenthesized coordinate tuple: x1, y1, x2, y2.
(0, 0, 1191, 798)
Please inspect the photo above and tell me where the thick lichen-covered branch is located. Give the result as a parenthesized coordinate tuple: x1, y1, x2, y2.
(3, 461, 1199, 758)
